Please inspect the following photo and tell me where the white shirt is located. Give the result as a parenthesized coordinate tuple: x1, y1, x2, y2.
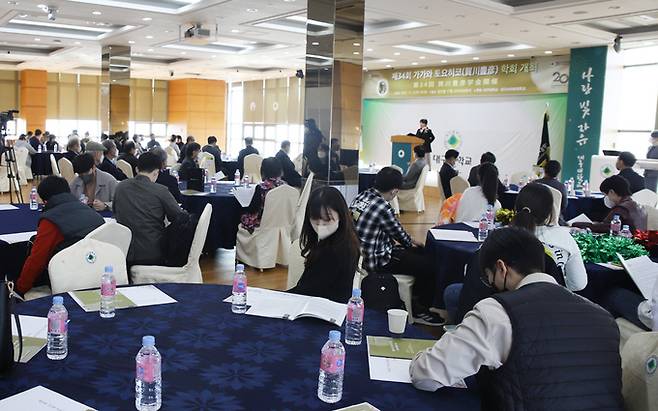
(409, 273, 557, 391)
(535, 225, 588, 292)
(455, 186, 501, 223)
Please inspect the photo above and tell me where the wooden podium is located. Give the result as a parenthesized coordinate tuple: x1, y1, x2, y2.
(391, 135, 424, 173)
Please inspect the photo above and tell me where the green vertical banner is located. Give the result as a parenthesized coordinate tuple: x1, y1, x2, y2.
(562, 46, 607, 188)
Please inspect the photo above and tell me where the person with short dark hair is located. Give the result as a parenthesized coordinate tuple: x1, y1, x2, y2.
(275, 140, 302, 188)
(646, 130, 658, 192)
(288, 186, 361, 303)
(616, 151, 645, 194)
(536, 159, 568, 216)
(178, 142, 201, 181)
(456, 162, 501, 222)
(13, 134, 36, 168)
(573, 175, 647, 232)
(413, 119, 435, 170)
(411, 226, 623, 410)
(28, 130, 40, 151)
(467, 152, 496, 186)
(350, 167, 443, 326)
(118, 141, 139, 176)
(175, 135, 184, 153)
(240, 157, 286, 233)
(439, 149, 459, 198)
(15, 176, 105, 295)
(168, 135, 181, 158)
(45, 134, 59, 152)
(99, 139, 127, 181)
(70, 153, 118, 210)
(401, 146, 427, 189)
(202, 135, 223, 173)
(146, 133, 160, 150)
(151, 147, 182, 202)
(309, 143, 342, 181)
(237, 137, 259, 176)
(63, 138, 81, 163)
(114, 152, 187, 266)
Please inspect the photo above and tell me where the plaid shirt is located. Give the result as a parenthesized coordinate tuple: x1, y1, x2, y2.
(350, 188, 413, 272)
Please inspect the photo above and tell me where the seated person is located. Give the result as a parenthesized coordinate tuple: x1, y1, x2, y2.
(168, 135, 181, 158)
(63, 138, 81, 163)
(411, 227, 623, 410)
(118, 141, 139, 176)
(178, 142, 201, 181)
(202, 136, 223, 173)
(178, 135, 195, 164)
(616, 151, 645, 194)
(175, 135, 184, 153)
(288, 186, 360, 303)
(350, 167, 443, 326)
(28, 130, 39, 151)
(99, 139, 128, 181)
(240, 157, 286, 233)
(13, 135, 36, 168)
(113, 152, 187, 266)
(151, 147, 182, 202)
(236, 137, 259, 175)
(45, 134, 59, 151)
(309, 143, 342, 181)
(600, 281, 657, 332)
(455, 162, 501, 222)
(146, 133, 160, 150)
(70, 153, 118, 211)
(535, 160, 568, 217)
(275, 140, 302, 188)
(439, 149, 459, 198)
(401, 146, 427, 189)
(573, 175, 647, 232)
(468, 152, 506, 198)
(15, 176, 105, 295)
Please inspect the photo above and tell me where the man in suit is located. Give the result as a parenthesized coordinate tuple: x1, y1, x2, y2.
(28, 130, 40, 151)
(118, 141, 139, 176)
(63, 138, 81, 163)
(415, 119, 435, 170)
(275, 140, 302, 187)
(439, 149, 459, 198)
(202, 136, 223, 174)
(152, 147, 182, 202)
(616, 151, 645, 194)
(99, 139, 128, 181)
(237, 137, 259, 177)
(146, 133, 160, 150)
(402, 146, 427, 189)
(468, 152, 506, 199)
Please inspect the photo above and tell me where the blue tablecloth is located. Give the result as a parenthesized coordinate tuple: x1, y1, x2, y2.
(1, 283, 480, 410)
(30, 152, 64, 176)
(499, 190, 608, 222)
(359, 172, 377, 193)
(180, 183, 243, 251)
(424, 223, 633, 308)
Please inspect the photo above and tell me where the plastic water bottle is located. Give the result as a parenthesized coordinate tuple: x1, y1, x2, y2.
(135, 335, 162, 411)
(242, 176, 250, 187)
(29, 187, 38, 210)
(210, 177, 217, 193)
(234, 169, 241, 186)
(47, 296, 68, 360)
(518, 176, 526, 188)
(503, 174, 510, 189)
(610, 214, 622, 235)
(37, 144, 42, 153)
(345, 289, 364, 345)
(619, 225, 632, 239)
(485, 204, 495, 231)
(170, 169, 179, 183)
(100, 265, 116, 318)
(478, 214, 489, 241)
(318, 330, 345, 403)
(231, 264, 247, 314)
(203, 168, 209, 184)
(79, 193, 88, 205)
(583, 180, 591, 197)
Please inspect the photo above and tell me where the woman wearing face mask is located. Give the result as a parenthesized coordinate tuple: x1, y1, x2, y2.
(288, 186, 360, 303)
(572, 175, 647, 232)
(309, 143, 341, 181)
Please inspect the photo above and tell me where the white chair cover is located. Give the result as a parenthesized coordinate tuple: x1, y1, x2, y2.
(165, 146, 178, 167)
(632, 189, 658, 208)
(293, 153, 303, 174)
(117, 159, 133, 178)
(645, 206, 658, 230)
(398, 165, 429, 212)
(85, 221, 132, 258)
(510, 171, 529, 185)
(538, 183, 562, 226)
(286, 239, 305, 290)
(50, 154, 61, 177)
(14, 147, 31, 184)
(244, 153, 263, 183)
(131, 204, 212, 284)
(48, 238, 129, 294)
(58, 157, 75, 184)
(291, 172, 314, 242)
(449, 175, 470, 196)
(237, 185, 300, 270)
(198, 152, 216, 176)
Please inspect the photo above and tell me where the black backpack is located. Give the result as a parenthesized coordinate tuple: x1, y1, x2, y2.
(163, 212, 199, 267)
(361, 273, 405, 312)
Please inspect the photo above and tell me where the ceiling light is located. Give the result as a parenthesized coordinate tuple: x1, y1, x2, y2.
(472, 57, 479, 60)
(507, 54, 515, 57)
(246, 8, 258, 12)
(230, 29, 240, 33)
(283, 0, 296, 2)
(441, 59, 447, 63)
(142, 17, 152, 21)
(92, 11, 101, 15)
(366, 48, 373, 52)
(34, 37, 40, 41)
(419, 56, 426, 59)
(181, 51, 186, 54)
(411, 62, 418, 65)
(544, 50, 553, 54)
(394, 52, 400, 56)
(75, 41, 81, 44)
(311, 41, 319, 46)
(385, 64, 391, 68)
(145, 35, 153, 39)
(353, 42, 360, 46)
(7, 1, 18, 5)
(147, 48, 153, 51)
(128, 40, 135, 44)
(211, 54, 216, 58)
(18, 14, 28, 18)
(353, 51, 359, 55)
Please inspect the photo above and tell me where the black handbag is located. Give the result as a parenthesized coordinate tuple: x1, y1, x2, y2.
(0, 278, 23, 374)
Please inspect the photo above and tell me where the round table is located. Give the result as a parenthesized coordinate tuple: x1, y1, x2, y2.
(2, 284, 480, 410)
(424, 223, 635, 308)
(499, 190, 607, 222)
(30, 152, 64, 176)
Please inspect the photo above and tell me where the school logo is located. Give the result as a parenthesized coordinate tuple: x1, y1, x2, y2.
(444, 131, 462, 150)
(376, 79, 389, 96)
(600, 164, 615, 178)
(647, 355, 657, 375)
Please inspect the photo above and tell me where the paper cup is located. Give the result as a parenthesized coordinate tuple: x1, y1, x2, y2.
(387, 309, 408, 334)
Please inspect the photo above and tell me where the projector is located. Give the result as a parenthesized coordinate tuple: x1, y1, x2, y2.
(184, 24, 211, 44)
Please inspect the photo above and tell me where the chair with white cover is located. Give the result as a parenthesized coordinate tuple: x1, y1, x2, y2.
(449, 175, 470, 196)
(117, 159, 133, 178)
(286, 239, 305, 289)
(85, 220, 132, 258)
(645, 206, 658, 230)
(237, 185, 300, 270)
(244, 153, 263, 183)
(632, 189, 658, 208)
(198, 152, 216, 176)
(291, 173, 314, 241)
(131, 204, 212, 284)
(435, 170, 447, 209)
(539, 183, 562, 226)
(510, 171, 529, 185)
(165, 146, 178, 167)
(293, 153, 303, 174)
(50, 154, 61, 177)
(58, 157, 75, 184)
(398, 165, 429, 212)
(48, 238, 129, 294)
(13, 147, 31, 184)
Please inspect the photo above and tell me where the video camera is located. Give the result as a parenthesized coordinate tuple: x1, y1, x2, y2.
(0, 109, 19, 131)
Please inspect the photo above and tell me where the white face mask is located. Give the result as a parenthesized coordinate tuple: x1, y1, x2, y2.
(312, 220, 339, 240)
(604, 195, 615, 209)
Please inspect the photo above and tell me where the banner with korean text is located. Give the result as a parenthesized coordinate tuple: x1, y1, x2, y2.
(561, 46, 607, 188)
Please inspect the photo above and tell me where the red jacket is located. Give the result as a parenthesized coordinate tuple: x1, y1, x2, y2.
(17, 219, 64, 294)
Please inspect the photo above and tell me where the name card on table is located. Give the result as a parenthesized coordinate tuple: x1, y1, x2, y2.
(429, 229, 479, 242)
(0, 386, 96, 410)
(334, 403, 381, 411)
(69, 285, 176, 312)
(11, 315, 47, 363)
(0, 231, 36, 244)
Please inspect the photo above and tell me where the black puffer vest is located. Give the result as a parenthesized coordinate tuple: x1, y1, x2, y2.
(40, 192, 105, 253)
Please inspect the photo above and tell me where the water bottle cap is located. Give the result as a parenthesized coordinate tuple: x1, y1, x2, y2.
(104, 265, 113, 273)
(329, 330, 341, 342)
(52, 296, 64, 305)
(142, 335, 155, 347)
(236, 264, 245, 271)
(622, 225, 629, 229)
(352, 288, 361, 298)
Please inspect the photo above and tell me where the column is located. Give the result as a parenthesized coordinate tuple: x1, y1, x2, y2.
(20, 69, 47, 132)
(303, 0, 365, 185)
(100, 45, 131, 135)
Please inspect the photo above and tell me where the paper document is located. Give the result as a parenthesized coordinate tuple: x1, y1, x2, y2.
(568, 213, 592, 225)
(617, 254, 658, 300)
(0, 231, 36, 244)
(430, 229, 479, 242)
(69, 285, 176, 312)
(11, 315, 47, 363)
(367, 336, 436, 360)
(0, 386, 96, 411)
(232, 186, 257, 207)
(0, 204, 19, 211)
(334, 402, 380, 411)
(367, 356, 413, 383)
(462, 221, 481, 229)
(214, 171, 226, 180)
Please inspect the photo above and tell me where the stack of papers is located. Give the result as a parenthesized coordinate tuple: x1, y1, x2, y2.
(223, 287, 346, 326)
(567, 213, 592, 225)
(366, 336, 436, 383)
(69, 285, 176, 312)
(11, 315, 47, 363)
(430, 229, 479, 242)
(0, 386, 95, 410)
(0, 204, 19, 211)
(617, 254, 658, 300)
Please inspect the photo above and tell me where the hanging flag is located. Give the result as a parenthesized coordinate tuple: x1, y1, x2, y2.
(536, 112, 550, 167)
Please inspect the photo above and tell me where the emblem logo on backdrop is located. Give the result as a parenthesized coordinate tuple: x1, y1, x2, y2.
(444, 131, 463, 150)
(377, 79, 389, 97)
(600, 164, 615, 178)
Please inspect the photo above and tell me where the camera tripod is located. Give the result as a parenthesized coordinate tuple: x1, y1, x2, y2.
(1, 132, 24, 204)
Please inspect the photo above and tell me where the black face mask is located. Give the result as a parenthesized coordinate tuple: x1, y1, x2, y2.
(80, 173, 93, 185)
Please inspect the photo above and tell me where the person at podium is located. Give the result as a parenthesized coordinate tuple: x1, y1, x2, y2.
(408, 119, 435, 170)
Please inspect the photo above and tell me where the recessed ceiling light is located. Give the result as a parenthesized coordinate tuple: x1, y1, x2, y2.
(419, 56, 426, 59)
(353, 51, 359, 55)
(75, 41, 81, 45)
(366, 48, 373, 52)
(441, 59, 447, 63)
(7, 1, 18, 5)
(411, 62, 418, 65)
(311, 41, 319, 46)
(472, 57, 479, 60)
(230, 29, 240, 33)
(145, 35, 153, 39)
(211, 54, 217, 58)
(644, 41, 654, 46)
(394, 52, 400, 56)
(18, 13, 28, 18)
(507, 54, 515, 57)
(92, 11, 101, 15)
(353, 42, 360, 46)
(34, 37, 40, 41)
(147, 48, 153, 52)
(181, 51, 186, 55)
(246, 8, 258, 12)
(283, 0, 296, 2)
(385, 64, 391, 68)
(544, 50, 553, 54)
(128, 40, 135, 44)
(142, 17, 152, 21)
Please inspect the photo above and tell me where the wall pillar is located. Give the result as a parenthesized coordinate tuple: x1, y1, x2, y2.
(20, 69, 47, 132)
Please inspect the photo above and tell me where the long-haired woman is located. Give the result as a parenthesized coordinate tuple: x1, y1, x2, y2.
(455, 162, 502, 222)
